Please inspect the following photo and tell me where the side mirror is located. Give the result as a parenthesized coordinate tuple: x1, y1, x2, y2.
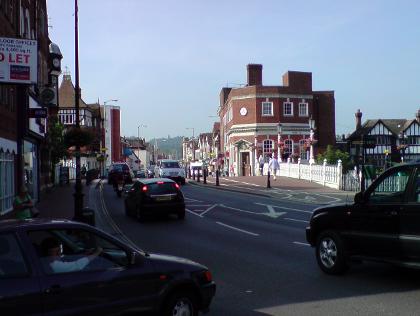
(354, 192, 364, 204)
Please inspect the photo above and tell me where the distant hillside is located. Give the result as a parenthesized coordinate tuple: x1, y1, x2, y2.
(149, 136, 183, 160)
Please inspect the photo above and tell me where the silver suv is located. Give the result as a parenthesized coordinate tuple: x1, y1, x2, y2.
(154, 159, 186, 184)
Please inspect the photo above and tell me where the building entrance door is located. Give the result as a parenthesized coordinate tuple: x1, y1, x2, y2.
(241, 152, 250, 176)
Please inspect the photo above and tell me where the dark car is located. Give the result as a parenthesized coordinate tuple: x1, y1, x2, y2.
(125, 178, 186, 220)
(107, 163, 134, 185)
(306, 162, 420, 275)
(0, 219, 215, 315)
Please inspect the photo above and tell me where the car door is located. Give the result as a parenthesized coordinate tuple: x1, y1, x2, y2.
(0, 232, 43, 316)
(28, 227, 160, 315)
(400, 166, 420, 260)
(347, 166, 412, 259)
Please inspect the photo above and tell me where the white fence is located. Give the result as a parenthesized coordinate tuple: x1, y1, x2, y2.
(263, 158, 343, 190)
(54, 162, 77, 185)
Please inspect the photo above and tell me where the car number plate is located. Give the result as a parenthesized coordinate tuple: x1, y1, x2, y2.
(156, 196, 171, 201)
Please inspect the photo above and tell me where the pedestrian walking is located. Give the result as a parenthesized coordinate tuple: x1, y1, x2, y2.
(268, 155, 280, 180)
(258, 155, 264, 176)
(13, 185, 36, 219)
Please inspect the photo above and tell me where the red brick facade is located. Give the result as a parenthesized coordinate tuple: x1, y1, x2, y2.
(110, 108, 121, 163)
(219, 64, 335, 176)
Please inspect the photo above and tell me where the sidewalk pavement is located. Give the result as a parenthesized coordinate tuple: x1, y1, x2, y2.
(187, 174, 355, 203)
(37, 180, 92, 220)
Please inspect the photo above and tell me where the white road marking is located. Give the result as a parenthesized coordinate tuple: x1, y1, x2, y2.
(186, 208, 203, 218)
(255, 203, 313, 214)
(293, 241, 310, 247)
(253, 203, 287, 218)
(184, 197, 203, 202)
(216, 221, 259, 236)
(186, 204, 212, 207)
(201, 204, 218, 216)
(219, 204, 261, 215)
(284, 218, 309, 223)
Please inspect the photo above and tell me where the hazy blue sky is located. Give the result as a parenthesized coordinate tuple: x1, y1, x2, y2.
(47, 0, 420, 140)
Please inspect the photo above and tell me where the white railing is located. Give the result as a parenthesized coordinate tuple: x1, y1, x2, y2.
(262, 158, 343, 190)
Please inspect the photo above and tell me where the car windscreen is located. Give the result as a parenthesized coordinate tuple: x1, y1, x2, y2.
(146, 182, 177, 194)
(161, 162, 180, 169)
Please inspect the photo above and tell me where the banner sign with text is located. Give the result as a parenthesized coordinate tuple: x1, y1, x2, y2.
(0, 37, 38, 84)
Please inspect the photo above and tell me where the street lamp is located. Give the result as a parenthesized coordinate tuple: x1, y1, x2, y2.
(308, 116, 317, 164)
(73, 0, 84, 220)
(186, 128, 195, 161)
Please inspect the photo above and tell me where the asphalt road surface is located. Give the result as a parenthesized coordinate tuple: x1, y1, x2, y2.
(96, 182, 420, 316)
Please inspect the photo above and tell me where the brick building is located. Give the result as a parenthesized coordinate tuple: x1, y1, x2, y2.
(219, 64, 335, 176)
(58, 72, 103, 170)
(0, 0, 54, 214)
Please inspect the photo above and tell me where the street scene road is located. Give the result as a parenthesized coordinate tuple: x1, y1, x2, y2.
(95, 180, 420, 316)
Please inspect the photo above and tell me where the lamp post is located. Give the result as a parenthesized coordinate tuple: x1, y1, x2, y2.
(186, 128, 195, 161)
(73, 0, 84, 220)
(308, 116, 316, 164)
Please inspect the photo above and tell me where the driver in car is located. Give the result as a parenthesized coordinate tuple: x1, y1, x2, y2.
(42, 237, 102, 273)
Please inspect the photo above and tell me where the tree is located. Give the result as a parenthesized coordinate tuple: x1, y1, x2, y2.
(46, 117, 67, 183)
(316, 145, 352, 172)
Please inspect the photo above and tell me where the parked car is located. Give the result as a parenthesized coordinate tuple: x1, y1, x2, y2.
(125, 178, 186, 220)
(154, 159, 186, 185)
(0, 219, 215, 315)
(306, 162, 420, 275)
(107, 162, 134, 185)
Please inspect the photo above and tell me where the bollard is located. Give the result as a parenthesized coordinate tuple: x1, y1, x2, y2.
(267, 171, 271, 188)
(193, 170, 196, 181)
(188, 166, 191, 179)
(216, 169, 220, 186)
(203, 168, 207, 184)
(197, 169, 201, 182)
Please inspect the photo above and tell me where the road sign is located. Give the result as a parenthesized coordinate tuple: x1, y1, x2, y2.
(28, 108, 47, 118)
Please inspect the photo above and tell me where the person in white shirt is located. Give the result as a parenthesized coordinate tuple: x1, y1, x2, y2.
(42, 237, 102, 274)
(268, 155, 280, 180)
(258, 155, 265, 176)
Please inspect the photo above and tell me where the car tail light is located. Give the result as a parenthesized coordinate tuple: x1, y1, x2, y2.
(203, 271, 212, 282)
(142, 186, 148, 192)
(157, 181, 164, 185)
(174, 183, 180, 190)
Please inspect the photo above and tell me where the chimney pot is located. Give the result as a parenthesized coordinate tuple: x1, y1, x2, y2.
(355, 109, 362, 130)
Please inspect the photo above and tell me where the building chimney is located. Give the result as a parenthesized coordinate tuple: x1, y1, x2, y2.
(355, 109, 362, 130)
(416, 109, 420, 123)
(247, 64, 263, 86)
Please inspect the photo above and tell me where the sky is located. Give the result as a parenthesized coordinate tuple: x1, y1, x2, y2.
(47, 0, 420, 140)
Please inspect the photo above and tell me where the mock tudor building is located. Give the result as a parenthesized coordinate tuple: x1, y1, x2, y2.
(219, 64, 335, 176)
(347, 109, 420, 167)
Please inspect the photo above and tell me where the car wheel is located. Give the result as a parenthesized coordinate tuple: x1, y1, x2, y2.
(163, 291, 198, 316)
(316, 230, 348, 275)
